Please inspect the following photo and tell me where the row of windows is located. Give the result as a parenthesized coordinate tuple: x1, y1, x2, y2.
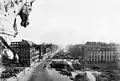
(88, 48, 116, 51)
(90, 51, 115, 54)
(88, 51, 115, 62)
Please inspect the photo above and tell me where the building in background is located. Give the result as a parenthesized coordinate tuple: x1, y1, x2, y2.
(83, 42, 120, 70)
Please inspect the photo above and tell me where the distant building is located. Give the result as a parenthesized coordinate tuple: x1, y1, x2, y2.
(85, 42, 116, 62)
(83, 42, 120, 70)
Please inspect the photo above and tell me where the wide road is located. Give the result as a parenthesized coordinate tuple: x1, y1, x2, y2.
(7, 49, 72, 81)
(7, 49, 96, 81)
(25, 50, 72, 81)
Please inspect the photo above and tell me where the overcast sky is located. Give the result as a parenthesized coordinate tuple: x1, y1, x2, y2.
(16, 0, 120, 46)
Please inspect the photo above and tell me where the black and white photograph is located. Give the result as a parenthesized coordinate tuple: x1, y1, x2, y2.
(0, 0, 120, 81)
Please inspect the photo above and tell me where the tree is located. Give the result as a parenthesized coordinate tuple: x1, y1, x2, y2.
(66, 44, 84, 59)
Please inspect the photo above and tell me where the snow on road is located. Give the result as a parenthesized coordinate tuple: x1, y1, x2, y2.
(85, 71, 96, 81)
(3, 49, 97, 81)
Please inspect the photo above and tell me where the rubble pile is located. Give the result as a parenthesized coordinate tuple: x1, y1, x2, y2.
(49, 59, 120, 81)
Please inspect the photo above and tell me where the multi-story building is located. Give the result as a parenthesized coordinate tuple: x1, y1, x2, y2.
(83, 42, 120, 70)
(10, 40, 35, 67)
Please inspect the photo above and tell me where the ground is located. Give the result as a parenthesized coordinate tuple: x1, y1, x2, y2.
(6, 62, 72, 81)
